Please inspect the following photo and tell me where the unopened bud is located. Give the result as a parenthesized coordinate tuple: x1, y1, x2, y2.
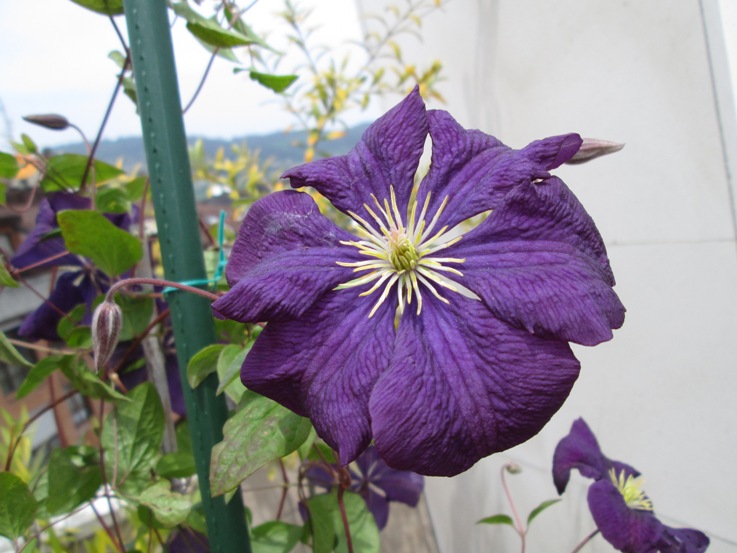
(22, 114, 70, 131)
(505, 463, 522, 474)
(566, 138, 624, 165)
(92, 300, 122, 371)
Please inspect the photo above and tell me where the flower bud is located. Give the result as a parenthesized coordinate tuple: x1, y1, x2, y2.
(566, 138, 624, 165)
(22, 114, 70, 131)
(91, 300, 122, 371)
(504, 463, 522, 474)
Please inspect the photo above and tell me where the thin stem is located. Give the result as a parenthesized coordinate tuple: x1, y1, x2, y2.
(47, 374, 68, 448)
(12, 249, 72, 274)
(90, 500, 125, 553)
(98, 395, 126, 550)
(276, 459, 290, 521)
(571, 529, 600, 553)
(500, 464, 526, 553)
(183, 49, 219, 114)
(6, 337, 74, 355)
(105, 277, 220, 304)
(337, 484, 354, 553)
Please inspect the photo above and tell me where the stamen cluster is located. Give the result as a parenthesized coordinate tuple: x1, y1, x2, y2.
(335, 186, 465, 317)
(609, 468, 654, 511)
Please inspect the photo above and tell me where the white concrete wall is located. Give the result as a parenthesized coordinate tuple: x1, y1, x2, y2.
(356, 0, 737, 551)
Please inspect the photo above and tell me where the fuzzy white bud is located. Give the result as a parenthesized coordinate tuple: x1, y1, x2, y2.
(566, 138, 625, 165)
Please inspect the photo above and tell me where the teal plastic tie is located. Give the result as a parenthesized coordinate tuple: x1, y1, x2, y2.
(163, 210, 227, 295)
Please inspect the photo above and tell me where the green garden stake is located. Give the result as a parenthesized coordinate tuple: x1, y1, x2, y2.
(122, 1, 251, 550)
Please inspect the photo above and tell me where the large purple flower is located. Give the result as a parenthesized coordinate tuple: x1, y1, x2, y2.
(213, 87, 625, 476)
(553, 419, 709, 553)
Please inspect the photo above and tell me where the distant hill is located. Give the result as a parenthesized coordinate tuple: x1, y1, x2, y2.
(51, 123, 371, 174)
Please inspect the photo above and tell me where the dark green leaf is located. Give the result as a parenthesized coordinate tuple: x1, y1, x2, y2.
(0, 183, 6, 205)
(40, 154, 124, 191)
(138, 481, 191, 527)
(125, 176, 148, 202)
(0, 151, 18, 179)
(46, 446, 102, 515)
(0, 255, 19, 287)
(187, 344, 225, 389)
(246, 71, 298, 93)
(16, 355, 65, 399)
(476, 514, 515, 526)
(210, 391, 312, 496)
(156, 451, 196, 479)
(0, 472, 37, 539)
(101, 383, 164, 487)
(58, 209, 142, 276)
(251, 520, 303, 553)
(527, 498, 561, 525)
(59, 355, 128, 401)
(304, 494, 334, 553)
(0, 330, 32, 368)
(95, 187, 130, 214)
(116, 294, 154, 342)
(68, 0, 124, 15)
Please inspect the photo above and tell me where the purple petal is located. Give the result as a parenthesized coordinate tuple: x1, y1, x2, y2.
(363, 488, 390, 530)
(588, 479, 665, 553)
(552, 418, 610, 493)
(11, 193, 88, 270)
(166, 528, 210, 553)
(213, 247, 358, 323)
(448, 179, 624, 345)
(282, 87, 427, 223)
(224, 190, 354, 285)
(416, 110, 582, 228)
(370, 295, 580, 476)
(18, 270, 95, 341)
(660, 528, 710, 553)
(241, 290, 396, 465)
(354, 446, 424, 507)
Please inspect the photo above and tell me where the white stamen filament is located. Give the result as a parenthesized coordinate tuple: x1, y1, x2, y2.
(336, 186, 469, 317)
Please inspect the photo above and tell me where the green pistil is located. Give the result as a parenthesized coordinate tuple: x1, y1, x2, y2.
(390, 238, 419, 272)
(609, 469, 654, 511)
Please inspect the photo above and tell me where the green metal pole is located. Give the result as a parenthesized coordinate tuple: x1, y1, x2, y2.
(122, 2, 251, 551)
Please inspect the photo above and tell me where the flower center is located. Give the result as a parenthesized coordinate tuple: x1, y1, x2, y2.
(609, 468, 653, 511)
(335, 186, 466, 318)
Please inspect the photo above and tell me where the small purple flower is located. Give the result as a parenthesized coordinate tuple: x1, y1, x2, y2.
(305, 445, 424, 529)
(213, 88, 625, 476)
(553, 419, 709, 553)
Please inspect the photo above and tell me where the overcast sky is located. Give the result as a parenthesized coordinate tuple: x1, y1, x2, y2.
(0, 0, 371, 150)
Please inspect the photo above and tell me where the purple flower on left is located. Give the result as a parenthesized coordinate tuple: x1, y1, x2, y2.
(213, 88, 625, 476)
(11, 192, 128, 341)
(553, 419, 709, 553)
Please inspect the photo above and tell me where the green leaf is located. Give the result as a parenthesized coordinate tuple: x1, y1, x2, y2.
(21, 134, 37, 154)
(58, 209, 142, 276)
(0, 472, 37, 539)
(125, 176, 148, 202)
(102, 383, 164, 488)
(95, 187, 130, 214)
(16, 355, 64, 399)
(527, 498, 561, 525)
(68, 0, 124, 15)
(138, 481, 192, 527)
(40, 154, 124, 192)
(0, 255, 19, 287)
(476, 514, 515, 526)
(0, 330, 32, 368)
(156, 451, 196, 479)
(216, 344, 248, 402)
(187, 344, 225, 389)
(210, 391, 312, 496)
(59, 355, 128, 401)
(246, 71, 298, 93)
(116, 294, 154, 341)
(0, 182, 6, 205)
(306, 491, 379, 553)
(186, 19, 257, 48)
(297, 426, 317, 459)
(46, 446, 102, 515)
(0, 151, 18, 178)
(251, 520, 303, 553)
(57, 303, 92, 349)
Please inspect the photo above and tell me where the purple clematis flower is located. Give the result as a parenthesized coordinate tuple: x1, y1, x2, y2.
(305, 445, 424, 529)
(553, 419, 709, 553)
(212, 87, 625, 476)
